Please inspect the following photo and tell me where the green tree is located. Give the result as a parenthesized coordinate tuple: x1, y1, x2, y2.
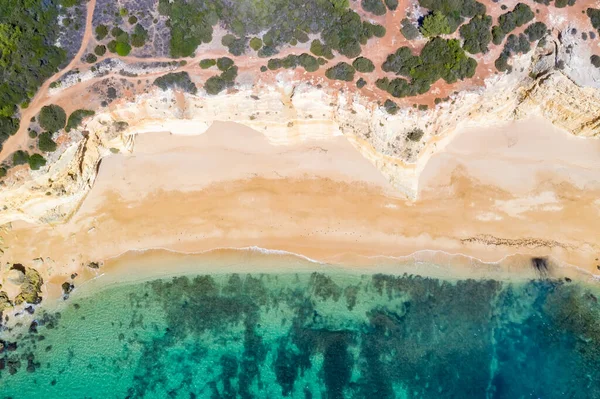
(12, 150, 29, 165)
(352, 57, 375, 73)
(420, 11, 452, 37)
(39, 105, 66, 132)
(28, 153, 46, 170)
(38, 132, 57, 152)
(325, 62, 355, 81)
(116, 42, 132, 56)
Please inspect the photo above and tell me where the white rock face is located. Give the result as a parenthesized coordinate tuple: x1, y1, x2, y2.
(1, 39, 599, 226)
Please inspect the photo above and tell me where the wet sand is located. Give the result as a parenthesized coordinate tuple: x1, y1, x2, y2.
(1, 118, 599, 303)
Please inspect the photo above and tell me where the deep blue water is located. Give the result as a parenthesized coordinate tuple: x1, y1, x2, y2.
(1, 272, 599, 398)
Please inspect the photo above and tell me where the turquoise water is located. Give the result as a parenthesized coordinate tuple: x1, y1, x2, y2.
(1, 272, 600, 398)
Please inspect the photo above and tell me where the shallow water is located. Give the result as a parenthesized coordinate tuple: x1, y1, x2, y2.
(1, 272, 600, 398)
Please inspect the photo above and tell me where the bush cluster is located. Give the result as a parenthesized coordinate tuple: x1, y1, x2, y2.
(66, 109, 95, 132)
(379, 38, 476, 98)
(361, 0, 386, 16)
(400, 18, 420, 40)
(494, 3, 534, 43)
(39, 105, 66, 133)
(591, 55, 600, 68)
(204, 60, 238, 95)
(159, 0, 384, 59)
(383, 99, 399, 115)
(153, 72, 198, 94)
(588, 8, 600, 33)
(524, 22, 548, 42)
(38, 132, 57, 152)
(310, 40, 334, 60)
(0, 117, 19, 152)
(420, 12, 453, 37)
(325, 62, 355, 81)
(352, 57, 375, 73)
(533, 0, 575, 6)
(459, 15, 492, 54)
(0, 0, 66, 127)
(200, 59, 216, 69)
(267, 54, 321, 72)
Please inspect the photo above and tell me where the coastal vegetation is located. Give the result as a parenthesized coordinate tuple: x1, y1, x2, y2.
(325, 62, 356, 81)
(379, 38, 476, 98)
(66, 109, 95, 132)
(153, 72, 198, 94)
(266, 54, 321, 72)
(39, 105, 66, 133)
(0, 0, 70, 141)
(204, 59, 238, 95)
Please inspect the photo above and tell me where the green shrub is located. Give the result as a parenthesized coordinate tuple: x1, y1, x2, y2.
(29, 130, 38, 138)
(131, 24, 148, 47)
(384, 0, 398, 10)
(588, 8, 600, 32)
(400, 18, 420, 40)
(591, 55, 600, 68)
(325, 62, 355, 81)
(204, 76, 227, 95)
(384, 99, 399, 115)
(498, 3, 533, 35)
(128, 15, 138, 24)
(154, 72, 198, 94)
(362, 0, 387, 15)
(418, 0, 485, 18)
(217, 57, 235, 71)
(0, 0, 67, 123)
(12, 150, 29, 165)
(85, 53, 97, 63)
(310, 40, 334, 59)
(406, 128, 424, 141)
(38, 132, 57, 152)
(356, 78, 367, 88)
(200, 59, 216, 69)
(495, 53, 512, 72)
(382, 47, 421, 77)
(492, 26, 505, 45)
(0, 166, 6, 178)
(107, 40, 117, 53)
(0, 117, 19, 136)
(420, 11, 452, 37)
(524, 22, 547, 41)
(298, 54, 319, 72)
(379, 38, 476, 98)
(66, 109, 95, 132)
(459, 15, 492, 54)
(94, 45, 107, 56)
(249, 37, 262, 51)
(116, 42, 132, 56)
(96, 25, 108, 40)
(352, 57, 375, 73)
(267, 58, 282, 70)
(28, 153, 46, 170)
(504, 33, 530, 55)
(39, 105, 66, 132)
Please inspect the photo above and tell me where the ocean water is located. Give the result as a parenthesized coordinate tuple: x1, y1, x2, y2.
(1, 271, 600, 398)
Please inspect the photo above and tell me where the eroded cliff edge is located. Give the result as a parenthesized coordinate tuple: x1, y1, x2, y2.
(0, 38, 598, 227)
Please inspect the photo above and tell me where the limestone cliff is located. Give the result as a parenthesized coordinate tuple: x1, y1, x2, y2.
(0, 38, 598, 227)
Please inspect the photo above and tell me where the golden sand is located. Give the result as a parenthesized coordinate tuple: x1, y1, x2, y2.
(1, 118, 599, 302)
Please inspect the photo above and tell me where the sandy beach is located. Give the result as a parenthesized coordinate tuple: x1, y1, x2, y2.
(1, 116, 599, 304)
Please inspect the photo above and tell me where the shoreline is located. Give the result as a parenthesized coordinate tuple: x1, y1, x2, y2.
(1, 116, 599, 327)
